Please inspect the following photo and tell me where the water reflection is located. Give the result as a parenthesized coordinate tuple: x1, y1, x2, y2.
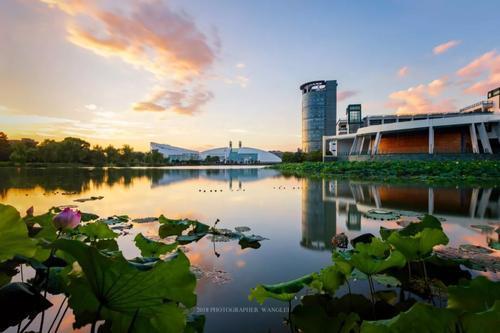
(301, 178, 499, 251)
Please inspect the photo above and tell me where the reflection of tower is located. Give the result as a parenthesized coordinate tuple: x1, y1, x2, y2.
(301, 178, 337, 250)
(346, 204, 361, 231)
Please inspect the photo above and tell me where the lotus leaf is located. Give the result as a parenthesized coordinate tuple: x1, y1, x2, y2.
(0, 204, 37, 263)
(78, 222, 118, 241)
(54, 239, 196, 332)
(134, 233, 177, 257)
(249, 274, 314, 304)
(360, 302, 457, 333)
(387, 228, 449, 261)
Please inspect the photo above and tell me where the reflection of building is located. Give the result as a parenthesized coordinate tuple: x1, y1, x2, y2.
(301, 80, 338, 152)
(151, 141, 281, 163)
(324, 87, 500, 160)
(300, 179, 337, 250)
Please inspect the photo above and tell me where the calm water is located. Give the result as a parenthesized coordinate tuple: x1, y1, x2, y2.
(1, 166, 499, 332)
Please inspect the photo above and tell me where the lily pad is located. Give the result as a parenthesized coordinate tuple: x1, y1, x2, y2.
(78, 222, 118, 241)
(470, 224, 495, 232)
(132, 217, 158, 223)
(365, 209, 400, 221)
(74, 196, 104, 202)
(234, 226, 251, 232)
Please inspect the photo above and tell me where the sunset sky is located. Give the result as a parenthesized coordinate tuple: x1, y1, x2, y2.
(1, 0, 499, 151)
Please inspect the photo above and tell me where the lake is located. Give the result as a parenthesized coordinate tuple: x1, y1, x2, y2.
(1, 166, 499, 332)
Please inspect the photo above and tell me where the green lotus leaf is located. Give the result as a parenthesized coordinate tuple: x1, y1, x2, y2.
(80, 212, 99, 222)
(360, 302, 457, 333)
(460, 300, 500, 333)
(380, 215, 443, 241)
(77, 222, 118, 241)
(0, 282, 52, 331)
(350, 238, 406, 275)
(447, 276, 500, 313)
(311, 265, 346, 294)
(54, 239, 196, 332)
(158, 215, 192, 238)
(24, 211, 58, 261)
(184, 314, 205, 333)
(332, 251, 353, 276)
(292, 304, 360, 333)
(387, 228, 449, 261)
(134, 233, 177, 257)
(0, 204, 38, 263)
(249, 274, 314, 304)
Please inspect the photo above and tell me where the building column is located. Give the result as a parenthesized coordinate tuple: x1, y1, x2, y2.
(428, 126, 434, 154)
(371, 132, 382, 156)
(477, 188, 492, 219)
(477, 122, 492, 154)
(469, 123, 479, 154)
(349, 137, 358, 156)
(358, 136, 365, 154)
(428, 188, 434, 214)
(469, 188, 479, 217)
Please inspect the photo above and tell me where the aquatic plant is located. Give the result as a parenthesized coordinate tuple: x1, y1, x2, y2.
(249, 215, 500, 332)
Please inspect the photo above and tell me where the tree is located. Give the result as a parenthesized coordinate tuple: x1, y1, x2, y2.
(104, 145, 119, 165)
(89, 145, 106, 166)
(38, 139, 60, 163)
(9, 141, 37, 164)
(119, 145, 134, 164)
(58, 137, 91, 163)
(0, 132, 12, 161)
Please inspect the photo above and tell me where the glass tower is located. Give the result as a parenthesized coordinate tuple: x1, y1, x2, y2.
(300, 80, 338, 152)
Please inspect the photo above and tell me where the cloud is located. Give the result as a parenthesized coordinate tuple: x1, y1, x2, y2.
(456, 50, 500, 95)
(40, 0, 218, 114)
(236, 63, 246, 69)
(387, 77, 455, 115)
(133, 86, 213, 115)
(85, 104, 97, 110)
(337, 90, 357, 101)
(433, 40, 461, 55)
(397, 66, 409, 77)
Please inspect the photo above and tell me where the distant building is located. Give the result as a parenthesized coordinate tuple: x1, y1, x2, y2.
(151, 141, 282, 164)
(300, 80, 338, 152)
(150, 143, 200, 161)
(323, 87, 500, 160)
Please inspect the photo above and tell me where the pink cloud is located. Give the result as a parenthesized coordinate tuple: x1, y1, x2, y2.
(433, 40, 461, 55)
(387, 77, 455, 115)
(133, 87, 213, 115)
(397, 66, 409, 77)
(456, 50, 500, 95)
(40, 0, 218, 114)
(337, 90, 357, 101)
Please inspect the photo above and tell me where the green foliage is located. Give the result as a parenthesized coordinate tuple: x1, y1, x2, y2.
(77, 222, 118, 241)
(460, 300, 500, 333)
(387, 228, 449, 261)
(0, 282, 52, 331)
(0, 132, 12, 161)
(0, 204, 37, 262)
(273, 161, 500, 185)
(24, 211, 58, 261)
(134, 233, 177, 257)
(249, 274, 314, 304)
(310, 265, 346, 294)
(158, 215, 192, 237)
(447, 276, 500, 313)
(360, 302, 458, 333)
(54, 239, 196, 332)
(350, 238, 406, 275)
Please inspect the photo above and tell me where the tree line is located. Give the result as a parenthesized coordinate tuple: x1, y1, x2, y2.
(0, 132, 166, 166)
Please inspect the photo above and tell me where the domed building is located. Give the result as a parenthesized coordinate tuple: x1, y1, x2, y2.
(151, 141, 282, 164)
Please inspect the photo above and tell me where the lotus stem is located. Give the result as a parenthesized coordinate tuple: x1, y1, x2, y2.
(19, 316, 35, 333)
(53, 303, 69, 333)
(91, 304, 103, 333)
(47, 296, 67, 333)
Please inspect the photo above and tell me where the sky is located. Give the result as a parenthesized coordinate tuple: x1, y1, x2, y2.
(0, 0, 499, 151)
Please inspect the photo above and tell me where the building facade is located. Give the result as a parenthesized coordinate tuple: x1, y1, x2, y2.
(300, 80, 337, 152)
(323, 87, 500, 160)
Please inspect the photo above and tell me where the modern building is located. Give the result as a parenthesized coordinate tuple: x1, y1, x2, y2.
(300, 80, 338, 152)
(150, 143, 200, 161)
(323, 87, 500, 160)
(151, 141, 282, 163)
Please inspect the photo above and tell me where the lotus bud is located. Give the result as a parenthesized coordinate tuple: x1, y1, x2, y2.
(26, 206, 34, 217)
(53, 207, 81, 230)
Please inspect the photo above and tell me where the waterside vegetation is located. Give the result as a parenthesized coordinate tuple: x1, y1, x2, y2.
(273, 160, 500, 185)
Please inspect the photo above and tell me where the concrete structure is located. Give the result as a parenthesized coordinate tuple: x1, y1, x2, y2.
(323, 87, 500, 160)
(152, 141, 282, 163)
(300, 80, 338, 152)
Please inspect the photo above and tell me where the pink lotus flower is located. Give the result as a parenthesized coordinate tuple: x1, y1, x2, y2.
(53, 207, 81, 230)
